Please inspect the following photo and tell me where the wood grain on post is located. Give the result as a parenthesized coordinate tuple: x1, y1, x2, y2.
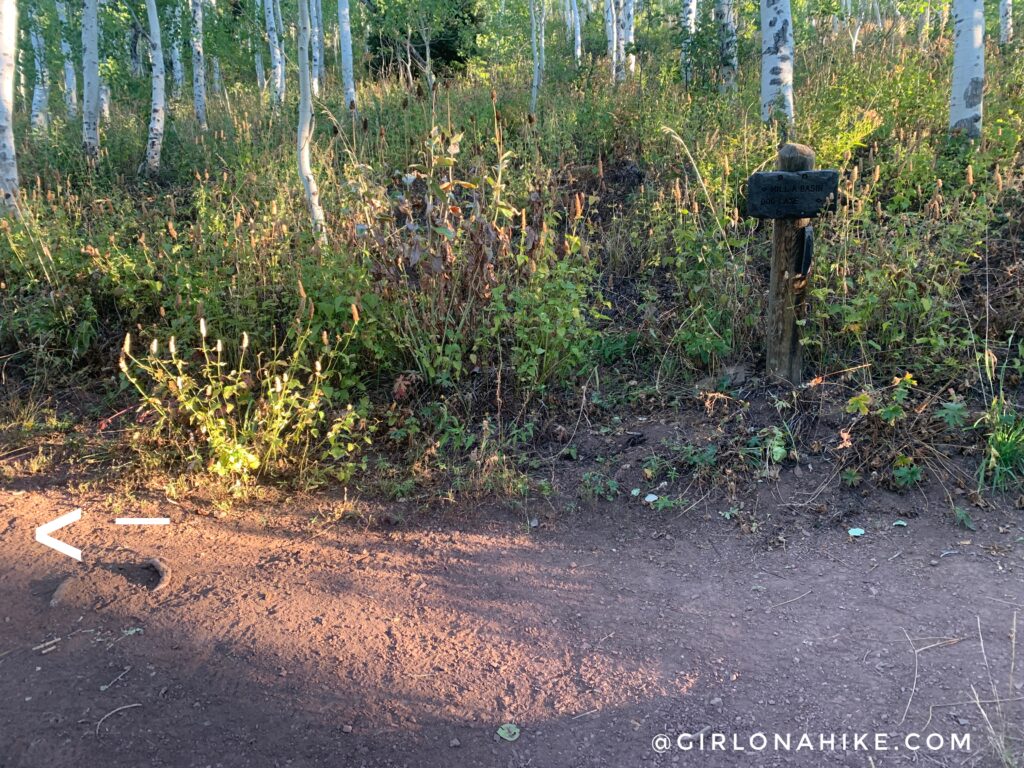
(766, 143, 815, 385)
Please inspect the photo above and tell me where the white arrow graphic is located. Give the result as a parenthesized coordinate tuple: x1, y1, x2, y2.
(35, 509, 83, 561)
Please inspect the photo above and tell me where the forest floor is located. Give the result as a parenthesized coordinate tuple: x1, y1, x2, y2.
(2, 406, 1023, 768)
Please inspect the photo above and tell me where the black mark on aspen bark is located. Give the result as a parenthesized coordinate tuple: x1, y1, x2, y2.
(963, 77, 984, 108)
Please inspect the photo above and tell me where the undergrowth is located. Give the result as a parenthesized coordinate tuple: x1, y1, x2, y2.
(1, 24, 1022, 498)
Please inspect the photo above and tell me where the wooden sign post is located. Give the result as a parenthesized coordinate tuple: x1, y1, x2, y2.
(745, 144, 838, 385)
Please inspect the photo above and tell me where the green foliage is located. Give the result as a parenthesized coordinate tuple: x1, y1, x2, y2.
(5, 15, 1024, 500)
(580, 471, 619, 501)
(977, 397, 1024, 491)
(891, 455, 922, 489)
(119, 317, 369, 485)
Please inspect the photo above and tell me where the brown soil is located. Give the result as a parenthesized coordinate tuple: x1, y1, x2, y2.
(1, 466, 1023, 767)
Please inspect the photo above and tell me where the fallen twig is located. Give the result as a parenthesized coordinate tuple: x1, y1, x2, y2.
(768, 589, 813, 612)
(899, 628, 920, 726)
(96, 703, 141, 735)
(100, 666, 131, 692)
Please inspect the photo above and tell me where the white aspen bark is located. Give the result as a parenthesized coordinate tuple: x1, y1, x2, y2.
(255, 49, 266, 90)
(310, 0, 322, 96)
(680, 0, 697, 86)
(715, 0, 738, 91)
(539, 0, 546, 74)
(253, 0, 265, 92)
(564, 0, 572, 39)
(265, 0, 284, 107)
(614, 0, 626, 81)
(530, 0, 541, 113)
(30, 19, 48, 131)
(297, 0, 326, 238)
(143, 0, 165, 174)
(56, 1, 78, 117)
(1000, 0, 1013, 44)
(16, 30, 24, 108)
(212, 57, 222, 95)
(82, 0, 100, 160)
(571, 0, 582, 66)
(949, 0, 983, 137)
(604, 0, 617, 81)
(338, 0, 355, 109)
(316, 0, 326, 86)
(273, 0, 284, 47)
(849, 0, 865, 52)
(99, 78, 110, 120)
(623, 0, 635, 73)
(171, 3, 184, 98)
(190, 0, 208, 129)
(760, 0, 795, 125)
(0, 0, 18, 212)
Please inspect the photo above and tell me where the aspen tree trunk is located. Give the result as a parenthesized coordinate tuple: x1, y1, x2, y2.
(82, 0, 101, 160)
(254, 18, 266, 93)
(571, 0, 582, 66)
(604, 0, 617, 81)
(265, 0, 284, 107)
(564, 0, 572, 40)
(949, 0, 983, 137)
(55, 1, 78, 117)
(623, 0, 635, 73)
(715, 0, 738, 91)
(143, 0, 165, 174)
(530, 0, 541, 113)
(0, 0, 18, 212)
(614, 0, 625, 81)
(1000, 0, 1013, 44)
(311, 0, 323, 95)
(759, 0, 795, 125)
(680, 0, 697, 86)
(130, 23, 144, 77)
(316, 0, 325, 86)
(274, 0, 286, 100)
(16, 29, 24, 108)
(848, 0, 865, 52)
(273, 0, 284, 46)
(539, 0, 546, 74)
(297, 0, 326, 238)
(190, 0, 208, 129)
(212, 57, 222, 95)
(29, 18, 48, 131)
(253, 0, 265, 92)
(338, 0, 355, 109)
(99, 80, 110, 120)
(171, 2, 184, 98)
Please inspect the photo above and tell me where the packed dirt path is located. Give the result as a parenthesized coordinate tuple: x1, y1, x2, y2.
(1, 484, 1021, 767)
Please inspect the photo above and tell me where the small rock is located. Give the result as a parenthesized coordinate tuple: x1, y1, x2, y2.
(342, 725, 353, 733)
(449, 738, 461, 748)
(930, 559, 939, 566)
(710, 697, 723, 707)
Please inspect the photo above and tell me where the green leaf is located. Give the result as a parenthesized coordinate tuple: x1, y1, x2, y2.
(496, 723, 520, 742)
(954, 507, 976, 531)
(847, 527, 866, 537)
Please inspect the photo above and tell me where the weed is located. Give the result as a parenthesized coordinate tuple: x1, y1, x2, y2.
(580, 471, 619, 501)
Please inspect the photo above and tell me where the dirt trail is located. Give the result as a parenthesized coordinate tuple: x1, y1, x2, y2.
(1, 485, 1021, 767)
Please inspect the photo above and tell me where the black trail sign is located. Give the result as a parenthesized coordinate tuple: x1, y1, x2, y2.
(746, 170, 839, 220)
